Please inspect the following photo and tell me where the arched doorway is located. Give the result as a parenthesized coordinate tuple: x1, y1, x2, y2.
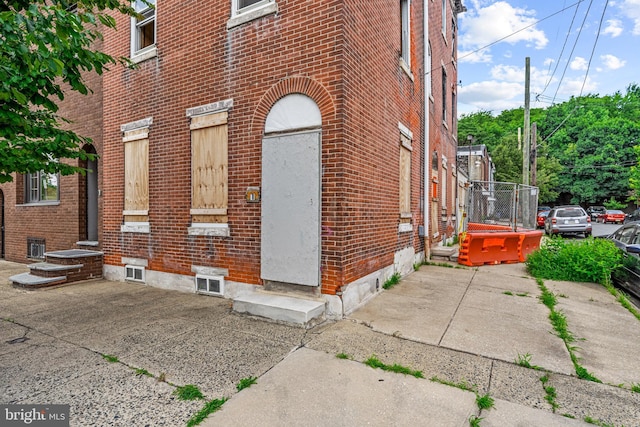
(261, 94, 322, 288)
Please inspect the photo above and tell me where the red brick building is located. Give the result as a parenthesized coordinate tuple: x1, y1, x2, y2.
(1, 0, 464, 323)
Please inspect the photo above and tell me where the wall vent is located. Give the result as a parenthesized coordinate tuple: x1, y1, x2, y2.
(27, 237, 45, 260)
(196, 274, 224, 296)
(125, 265, 145, 282)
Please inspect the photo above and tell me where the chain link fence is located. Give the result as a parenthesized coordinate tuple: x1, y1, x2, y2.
(463, 181, 538, 232)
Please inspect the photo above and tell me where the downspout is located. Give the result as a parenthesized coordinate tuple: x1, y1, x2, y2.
(423, 0, 430, 259)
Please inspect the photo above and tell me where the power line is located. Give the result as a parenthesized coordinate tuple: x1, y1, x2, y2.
(578, 0, 610, 98)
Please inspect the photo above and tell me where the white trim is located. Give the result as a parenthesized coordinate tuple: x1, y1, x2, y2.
(186, 99, 234, 118)
(123, 209, 149, 216)
(121, 117, 153, 133)
(121, 222, 150, 233)
(227, 1, 277, 29)
(398, 122, 413, 140)
(188, 223, 231, 237)
(122, 257, 148, 267)
(399, 223, 413, 233)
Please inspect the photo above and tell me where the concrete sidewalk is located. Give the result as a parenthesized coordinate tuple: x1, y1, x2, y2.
(1, 260, 639, 426)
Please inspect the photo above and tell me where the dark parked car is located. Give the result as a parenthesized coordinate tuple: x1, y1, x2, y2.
(598, 209, 626, 224)
(586, 206, 606, 221)
(626, 208, 640, 223)
(545, 205, 592, 237)
(603, 222, 640, 299)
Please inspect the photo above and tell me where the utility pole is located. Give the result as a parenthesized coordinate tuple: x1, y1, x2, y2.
(531, 122, 537, 186)
(523, 57, 530, 186)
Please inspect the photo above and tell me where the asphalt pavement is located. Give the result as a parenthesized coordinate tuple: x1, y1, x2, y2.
(1, 259, 639, 426)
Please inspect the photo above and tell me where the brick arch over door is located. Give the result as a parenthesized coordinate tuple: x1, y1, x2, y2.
(252, 76, 336, 133)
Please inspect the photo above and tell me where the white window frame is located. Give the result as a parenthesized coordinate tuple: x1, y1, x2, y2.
(400, 0, 410, 66)
(195, 274, 225, 296)
(228, 0, 277, 29)
(130, 0, 157, 62)
(125, 265, 145, 282)
(442, 0, 447, 38)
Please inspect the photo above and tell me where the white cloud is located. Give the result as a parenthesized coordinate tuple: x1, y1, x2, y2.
(458, 49, 492, 64)
(543, 58, 555, 67)
(459, 1, 548, 52)
(618, 0, 640, 35)
(458, 80, 524, 113)
(600, 54, 626, 69)
(603, 19, 624, 37)
(570, 57, 588, 71)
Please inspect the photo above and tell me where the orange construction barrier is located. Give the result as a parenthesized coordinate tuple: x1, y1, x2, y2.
(518, 230, 544, 262)
(466, 222, 513, 232)
(458, 230, 543, 267)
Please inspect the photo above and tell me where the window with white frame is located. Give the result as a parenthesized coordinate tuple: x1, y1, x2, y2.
(132, 0, 156, 57)
(442, 0, 447, 37)
(121, 118, 152, 230)
(27, 237, 45, 260)
(25, 171, 59, 203)
(400, 0, 410, 66)
(235, 0, 267, 13)
(228, 0, 277, 29)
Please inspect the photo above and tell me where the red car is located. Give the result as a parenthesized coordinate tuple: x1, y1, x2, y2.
(537, 210, 549, 228)
(598, 209, 626, 224)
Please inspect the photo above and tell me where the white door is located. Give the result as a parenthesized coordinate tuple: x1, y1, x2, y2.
(261, 131, 321, 287)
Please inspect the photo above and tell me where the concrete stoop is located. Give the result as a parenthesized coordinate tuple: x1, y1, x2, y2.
(10, 249, 103, 289)
(233, 292, 325, 327)
(430, 246, 459, 262)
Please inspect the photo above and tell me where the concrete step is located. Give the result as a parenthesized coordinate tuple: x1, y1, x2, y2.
(10, 272, 67, 289)
(430, 246, 459, 261)
(29, 262, 83, 273)
(233, 292, 325, 327)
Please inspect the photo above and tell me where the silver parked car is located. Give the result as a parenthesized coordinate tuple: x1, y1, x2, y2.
(544, 205, 592, 237)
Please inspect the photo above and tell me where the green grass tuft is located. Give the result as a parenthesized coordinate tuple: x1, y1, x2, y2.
(469, 415, 483, 427)
(186, 398, 228, 427)
(430, 376, 475, 392)
(135, 368, 152, 377)
(382, 273, 401, 290)
(102, 354, 119, 363)
(174, 384, 205, 401)
(631, 383, 640, 393)
(236, 376, 257, 392)
(475, 393, 494, 410)
(336, 352, 351, 360)
(364, 355, 423, 378)
(503, 291, 514, 296)
(515, 353, 542, 370)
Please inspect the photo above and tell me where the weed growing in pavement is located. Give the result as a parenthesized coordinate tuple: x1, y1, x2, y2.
(525, 237, 622, 284)
(516, 292, 529, 297)
(469, 415, 483, 427)
(236, 377, 257, 392)
(602, 281, 640, 322)
(429, 376, 475, 392)
(135, 368, 152, 377)
(382, 273, 401, 290)
(158, 372, 166, 382)
(536, 280, 602, 383)
(515, 353, 542, 370)
(583, 416, 614, 427)
(542, 380, 559, 412)
(475, 393, 494, 410)
(336, 352, 351, 360)
(422, 261, 467, 269)
(186, 398, 228, 427)
(174, 384, 204, 401)
(503, 291, 514, 296)
(102, 354, 119, 363)
(364, 355, 424, 378)
(562, 413, 576, 419)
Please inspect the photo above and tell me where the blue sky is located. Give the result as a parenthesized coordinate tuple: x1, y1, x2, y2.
(456, 0, 640, 116)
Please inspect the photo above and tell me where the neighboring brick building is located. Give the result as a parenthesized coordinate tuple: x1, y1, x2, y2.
(1, 0, 464, 323)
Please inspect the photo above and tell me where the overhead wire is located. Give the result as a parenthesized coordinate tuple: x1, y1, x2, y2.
(578, 0, 610, 98)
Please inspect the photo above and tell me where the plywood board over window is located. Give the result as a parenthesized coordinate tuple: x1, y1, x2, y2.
(399, 132, 412, 223)
(122, 127, 149, 223)
(190, 112, 228, 224)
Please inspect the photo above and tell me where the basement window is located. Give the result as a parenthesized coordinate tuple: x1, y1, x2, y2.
(195, 274, 224, 296)
(27, 238, 45, 260)
(125, 265, 145, 282)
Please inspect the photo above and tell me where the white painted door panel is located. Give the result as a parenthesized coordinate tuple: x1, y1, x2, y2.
(261, 132, 321, 287)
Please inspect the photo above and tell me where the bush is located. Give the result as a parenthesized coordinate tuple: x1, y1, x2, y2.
(525, 237, 622, 285)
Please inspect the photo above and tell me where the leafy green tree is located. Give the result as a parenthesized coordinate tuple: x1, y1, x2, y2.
(0, 0, 137, 183)
(629, 145, 640, 208)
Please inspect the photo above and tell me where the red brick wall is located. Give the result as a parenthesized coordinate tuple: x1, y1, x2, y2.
(101, 0, 446, 294)
(0, 38, 104, 263)
(428, 0, 460, 244)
